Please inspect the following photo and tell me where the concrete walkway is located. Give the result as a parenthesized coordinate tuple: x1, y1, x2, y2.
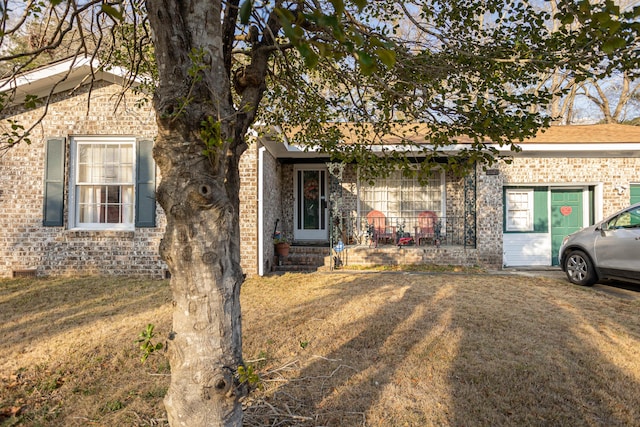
(500, 267, 640, 301)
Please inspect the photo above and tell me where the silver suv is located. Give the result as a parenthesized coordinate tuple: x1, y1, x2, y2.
(559, 203, 640, 286)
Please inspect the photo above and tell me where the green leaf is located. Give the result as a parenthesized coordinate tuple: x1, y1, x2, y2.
(24, 95, 39, 110)
(351, 32, 364, 47)
(101, 4, 123, 21)
(578, 0, 591, 15)
(602, 36, 626, 54)
(299, 44, 319, 68)
(240, 0, 252, 25)
(317, 14, 339, 30)
(375, 48, 396, 68)
(329, 0, 345, 15)
(593, 11, 610, 24)
(276, 10, 298, 44)
(275, 8, 295, 23)
(356, 51, 376, 75)
(352, 0, 367, 11)
(312, 41, 330, 57)
(607, 20, 621, 36)
(558, 13, 574, 25)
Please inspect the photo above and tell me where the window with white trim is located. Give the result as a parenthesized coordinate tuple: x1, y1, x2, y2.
(505, 189, 534, 231)
(70, 137, 135, 230)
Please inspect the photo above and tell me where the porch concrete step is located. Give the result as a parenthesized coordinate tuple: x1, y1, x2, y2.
(274, 264, 321, 273)
(273, 246, 331, 273)
(289, 245, 331, 254)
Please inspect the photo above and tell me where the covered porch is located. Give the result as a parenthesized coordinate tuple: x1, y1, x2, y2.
(257, 139, 482, 273)
(325, 163, 479, 270)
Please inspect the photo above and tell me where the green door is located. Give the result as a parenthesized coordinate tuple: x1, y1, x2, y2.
(631, 184, 640, 205)
(551, 189, 584, 266)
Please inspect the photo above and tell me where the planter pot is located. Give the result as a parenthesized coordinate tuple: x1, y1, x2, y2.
(275, 242, 290, 257)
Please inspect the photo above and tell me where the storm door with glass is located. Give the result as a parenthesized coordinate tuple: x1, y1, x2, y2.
(294, 166, 328, 241)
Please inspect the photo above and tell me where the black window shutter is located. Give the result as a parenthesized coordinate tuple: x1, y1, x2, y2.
(43, 138, 66, 226)
(135, 139, 156, 227)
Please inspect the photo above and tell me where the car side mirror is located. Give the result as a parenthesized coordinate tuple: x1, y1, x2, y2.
(599, 221, 611, 236)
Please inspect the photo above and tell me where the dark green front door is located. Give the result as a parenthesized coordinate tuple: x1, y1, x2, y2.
(551, 189, 584, 266)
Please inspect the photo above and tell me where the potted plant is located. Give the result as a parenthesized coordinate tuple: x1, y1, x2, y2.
(273, 234, 290, 257)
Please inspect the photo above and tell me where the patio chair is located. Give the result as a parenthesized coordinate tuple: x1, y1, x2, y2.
(366, 210, 396, 247)
(414, 210, 438, 245)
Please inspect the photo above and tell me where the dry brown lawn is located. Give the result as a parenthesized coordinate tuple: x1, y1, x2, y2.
(1, 271, 640, 426)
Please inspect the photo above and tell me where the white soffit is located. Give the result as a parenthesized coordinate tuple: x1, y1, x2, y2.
(1, 57, 134, 105)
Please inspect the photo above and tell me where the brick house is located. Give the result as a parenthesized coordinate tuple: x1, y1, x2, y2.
(259, 124, 640, 273)
(2, 58, 640, 278)
(1, 58, 166, 278)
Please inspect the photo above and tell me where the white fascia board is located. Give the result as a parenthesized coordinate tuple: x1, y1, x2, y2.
(7, 57, 133, 88)
(508, 143, 640, 152)
(369, 143, 640, 154)
(283, 143, 323, 152)
(261, 133, 325, 159)
(261, 136, 640, 160)
(8, 57, 91, 87)
(1, 57, 139, 104)
(271, 127, 322, 153)
(2, 57, 94, 91)
(367, 144, 469, 152)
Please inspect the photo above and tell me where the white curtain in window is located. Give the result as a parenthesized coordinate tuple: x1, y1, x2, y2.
(75, 141, 134, 227)
(78, 186, 100, 223)
(361, 170, 442, 218)
(122, 185, 134, 224)
(360, 169, 443, 232)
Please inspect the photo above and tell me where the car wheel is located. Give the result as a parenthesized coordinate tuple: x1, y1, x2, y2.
(564, 250, 597, 286)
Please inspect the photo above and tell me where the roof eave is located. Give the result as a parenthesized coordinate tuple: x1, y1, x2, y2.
(0, 57, 137, 106)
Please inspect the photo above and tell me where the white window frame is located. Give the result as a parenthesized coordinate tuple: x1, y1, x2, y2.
(68, 136, 136, 231)
(505, 188, 534, 232)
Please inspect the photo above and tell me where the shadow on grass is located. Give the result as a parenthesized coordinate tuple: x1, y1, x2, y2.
(0, 277, 169, 352)
(3, 273, 639, 426)
(243, 272, 640, 426)
(0, 277, 172, 426)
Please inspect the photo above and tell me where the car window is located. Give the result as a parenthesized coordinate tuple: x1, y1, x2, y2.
(610, 207, 640, 229)
(630, 208, 640, 228)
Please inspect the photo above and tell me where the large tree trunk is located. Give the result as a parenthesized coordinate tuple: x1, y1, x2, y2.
(146, 1, 251, 425)
(154, 122, 246, 426)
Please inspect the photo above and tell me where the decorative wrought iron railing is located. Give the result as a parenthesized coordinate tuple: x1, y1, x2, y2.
(330, 214, 475, 248)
